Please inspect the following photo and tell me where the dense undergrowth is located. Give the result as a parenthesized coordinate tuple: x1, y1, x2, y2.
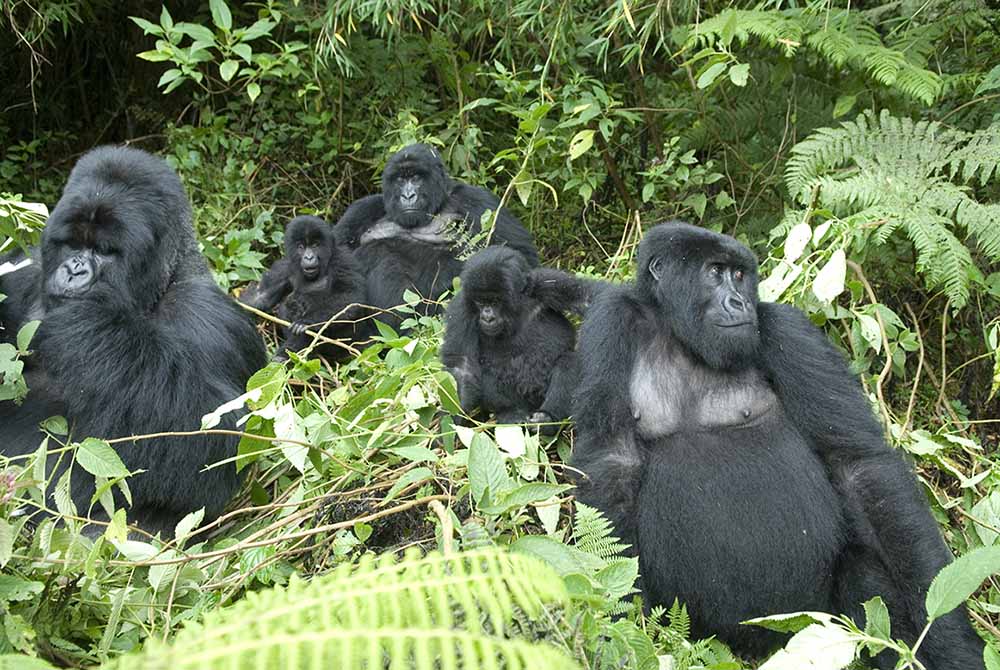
(1, 1, 999, 668)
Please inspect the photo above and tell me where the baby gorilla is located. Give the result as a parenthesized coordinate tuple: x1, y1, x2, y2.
(242, 215, 369, 361)
(441, 248, 581, 433)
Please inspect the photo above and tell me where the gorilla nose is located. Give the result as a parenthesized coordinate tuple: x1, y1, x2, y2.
(401, 192, 418, 206)
(724, 294, 747, 313)
(68, 257, 90, 276)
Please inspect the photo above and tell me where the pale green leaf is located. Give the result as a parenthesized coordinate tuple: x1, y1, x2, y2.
(812, 249, 846, 302)
(926, 547, 1000, 622)
(568, 130, 595, 161)
(75, 438, 130, 478)
(209, 0, 232, 31)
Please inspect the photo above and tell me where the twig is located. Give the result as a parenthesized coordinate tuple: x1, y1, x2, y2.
(902, 303, 926, 436)
(429, 499, 454, 556)
(847, 260, 894, 429)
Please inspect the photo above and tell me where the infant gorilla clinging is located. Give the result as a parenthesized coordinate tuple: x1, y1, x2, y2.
(441, 247, 590, 434)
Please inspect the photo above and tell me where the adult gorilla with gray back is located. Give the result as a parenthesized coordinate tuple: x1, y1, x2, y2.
(335, 144, 539, 326)
(0, 146, 266, 537)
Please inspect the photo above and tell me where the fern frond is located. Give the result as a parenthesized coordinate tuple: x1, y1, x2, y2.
(103, 549, 577, 670)
(687, 9, 940, 104)
(573, 502, 630, 560)
(902, 215, 974, 308)
(948, 123, 1000, 186)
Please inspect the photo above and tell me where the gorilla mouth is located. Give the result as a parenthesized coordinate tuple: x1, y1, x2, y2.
(716, 321, 753, 328)
(302, 267, 320, 280)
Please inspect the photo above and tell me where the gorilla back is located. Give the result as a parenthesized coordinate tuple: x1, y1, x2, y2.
(0, 146, 267, 536)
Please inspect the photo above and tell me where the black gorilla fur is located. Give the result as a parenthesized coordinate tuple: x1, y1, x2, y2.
(441, 247, 580, 432)
(241, 215, 369, 361)
(335, 144, 539, 326)
(0, 146, 267, 537)
(571, 221, 984, 668)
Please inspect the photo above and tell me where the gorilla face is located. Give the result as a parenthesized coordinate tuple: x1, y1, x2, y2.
(460, 247, 529, 339)
(639, 222, 760, 370)
(284, 216, 333, 283)
(40, 145, 194, 311)
(381, 144, 451, 228)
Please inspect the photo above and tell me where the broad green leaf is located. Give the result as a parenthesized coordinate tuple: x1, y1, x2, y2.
(148, 552, 178, 593)
(510, 535, 604, 575)
(110, 539, 160, 561)
(209, 0, 232, 31)
(862, 596, 891, 641)
(728, 63, 750, 86)
(833, 94, 857, 118)
(157, 68, 182, 88)
(972, 492, 1000, 546)
(784, 223, 811, 262)
(174, 508, 205, 544)
(745, 611, 832, 633)
(757, 622, 857, 670)
(480, 483, 571, 515)
(985, 644, 1000, 670)
(696, 62, 727, 89)
(219, 60, 239, 82)
(75, 438, 129, 478)
(137, 50, 172, 62)
(856, 313, 882, 354)
(129, 16, 162, 35)
(173, 22, 216, 43)
(682, 192, 707, 218)
(494, 424, 526, 457)
(926, 546, 1000, 622)
(383, 466, 434, 503)
(15, 320, 38, 352)
(247, 82, 261, 102)
(240, 19, 275, 42)
(812, 249, 846, 302)
(159, 5, 174, 31)
(0, 520, 11, 568)
(468, 433, 511, 505)
(568, 130, 595, 161)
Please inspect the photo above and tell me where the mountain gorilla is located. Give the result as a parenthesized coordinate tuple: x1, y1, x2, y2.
(335, 144, 538, 327)
(441, 248, 581, 433)
(0, 146, 267, 537)
(572, 222, 984, 669)
(240, 215, 370, 361)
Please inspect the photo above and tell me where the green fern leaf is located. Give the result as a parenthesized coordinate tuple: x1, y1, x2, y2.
(102, 549, 578, 670)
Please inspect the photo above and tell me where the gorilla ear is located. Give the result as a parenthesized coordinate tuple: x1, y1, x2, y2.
(648, 256, 663, 282)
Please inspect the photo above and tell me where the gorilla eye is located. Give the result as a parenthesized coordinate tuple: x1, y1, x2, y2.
(734, 269, 745, 282)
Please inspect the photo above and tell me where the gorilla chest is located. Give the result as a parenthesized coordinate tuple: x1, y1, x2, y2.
(629, 341, 777, 439)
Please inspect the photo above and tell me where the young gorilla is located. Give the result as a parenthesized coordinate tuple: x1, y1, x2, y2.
(0, 146, 267, 537)
(241, 215, 369, 361)
(335, 144, 538, 327)
(572, 222, 984, 669)
(441, 248, 581, 433)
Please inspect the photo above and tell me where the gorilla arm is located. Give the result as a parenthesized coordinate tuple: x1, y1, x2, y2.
(756, 302, 984, 667)
(240, 258, 293, 312)
(571, 286, 646, 551)
(526, 267, 606, 318)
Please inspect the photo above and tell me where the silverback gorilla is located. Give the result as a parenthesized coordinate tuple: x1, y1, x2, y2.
(334, 144, 538, 327)
(0, 146, 267, 537)
(571, 222, 984, 668)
